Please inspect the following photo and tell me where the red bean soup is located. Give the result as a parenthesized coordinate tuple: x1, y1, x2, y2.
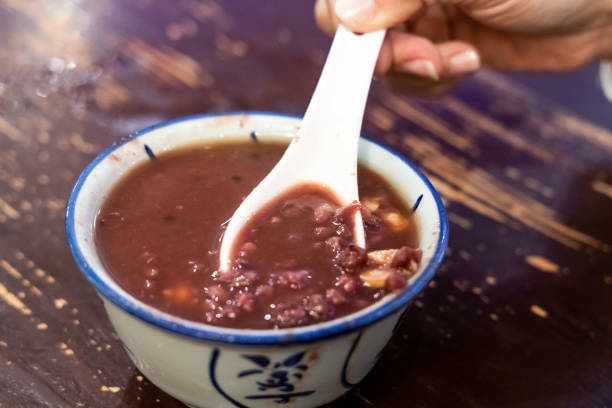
(95, 141, 422, 329)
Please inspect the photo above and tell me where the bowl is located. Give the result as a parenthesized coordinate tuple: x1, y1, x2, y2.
(66, 112, 448, 408)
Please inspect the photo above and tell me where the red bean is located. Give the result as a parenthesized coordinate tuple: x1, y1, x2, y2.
(335, 223, 350, 239)
(337, 245, 367, 272)
(324, 236, 343, 252)
(234, 254, 251, 269)
(385, 271, 407, 291)
(271, 270, 312, 290)
(391, 246, 423, 267)
(336, 275, 358, 294)
(325, 288, 347, 305)
(303, 294, 335, 321)
(218, 268, 238, 283)
(313, 226, 333, 239)
(202, 298, 217, 312)
(274, 304, 308, 328)
(204, 285, 229, 302)
(237, 270, 259, 286)
(286, 270, 312, 290)
(313, 202, 335, 224)
(255, 284, 274, 297)
(413, 248, 423, 263)
(235, 292, 256, 312)
(221, 303, 240, 319)
(391, 247, 410, 267)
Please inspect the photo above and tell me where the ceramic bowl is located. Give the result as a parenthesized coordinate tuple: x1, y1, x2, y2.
(66, 112, 448, 408)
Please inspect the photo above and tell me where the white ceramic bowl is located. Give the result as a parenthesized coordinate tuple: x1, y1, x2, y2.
(66, 112, 448, 408)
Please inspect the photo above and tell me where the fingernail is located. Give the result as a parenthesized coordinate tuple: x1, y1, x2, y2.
(402, 59, 439, 81)
(334, 0, 377, 26)
(448, 50, 480, 74)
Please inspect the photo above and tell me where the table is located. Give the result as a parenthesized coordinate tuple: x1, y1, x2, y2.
(1, 0, 611, 406)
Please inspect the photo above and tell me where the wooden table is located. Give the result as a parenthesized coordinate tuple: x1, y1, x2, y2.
(1, 0, 611, 406)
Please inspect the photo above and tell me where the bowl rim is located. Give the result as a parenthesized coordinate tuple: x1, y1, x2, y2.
(66, 111, 448, 345)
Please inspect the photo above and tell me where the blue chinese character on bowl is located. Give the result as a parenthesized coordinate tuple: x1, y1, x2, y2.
(211, 350, 315, 405)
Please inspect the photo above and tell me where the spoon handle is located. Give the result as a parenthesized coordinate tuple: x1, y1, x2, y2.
(296, 26, 385, 169)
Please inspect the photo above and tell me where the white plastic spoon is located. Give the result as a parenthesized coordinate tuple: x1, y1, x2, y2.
(219, 26, 385, 271)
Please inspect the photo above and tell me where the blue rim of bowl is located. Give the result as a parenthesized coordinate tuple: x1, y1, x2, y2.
(66, 111, 448, 345)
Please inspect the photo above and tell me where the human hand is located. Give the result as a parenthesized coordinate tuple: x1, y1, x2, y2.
(315, 0, 612, 96)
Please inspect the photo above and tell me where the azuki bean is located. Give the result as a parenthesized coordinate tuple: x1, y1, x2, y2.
(325, 288, 347, 305)
(233, 270, 259, 287)
(336, 275, 358, 294)
(313, 226, 333, 239)
(255, 284, 274, 297)
(337, 245, 367, 272)
(391, 246, 423, 267)
(218, 268, 238, 283)
(204, 285, 229, 302)
(274, 304, 308, 328)
(385, 271, 407, 291)
(313, 202, 335, 224)
(235, 292, 256, 312)
(271, 270, 312, 290)
(303, 294, 335, 320)
(324, 236, 343, 252)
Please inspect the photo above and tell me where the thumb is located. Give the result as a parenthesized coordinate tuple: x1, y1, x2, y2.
(333, 0, 423, 32)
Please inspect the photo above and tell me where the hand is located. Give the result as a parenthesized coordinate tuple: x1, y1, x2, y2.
(315, 0, 612, 96)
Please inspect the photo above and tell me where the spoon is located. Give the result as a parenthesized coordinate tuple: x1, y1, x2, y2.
(219, 26, 385, 271)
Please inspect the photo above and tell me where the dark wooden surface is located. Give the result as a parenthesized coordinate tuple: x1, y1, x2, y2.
(1, 1, 611, 407)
